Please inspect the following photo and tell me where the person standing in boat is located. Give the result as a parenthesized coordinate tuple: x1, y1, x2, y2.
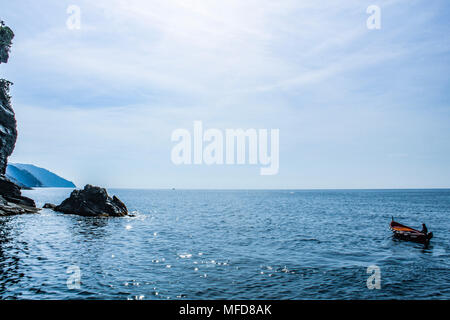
(421, 223, 428, 234)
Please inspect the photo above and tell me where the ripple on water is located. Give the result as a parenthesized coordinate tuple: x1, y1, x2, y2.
(0, 188, 448, 299)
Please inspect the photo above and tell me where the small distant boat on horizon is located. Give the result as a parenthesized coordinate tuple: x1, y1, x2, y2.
(390, 217, 433, 244)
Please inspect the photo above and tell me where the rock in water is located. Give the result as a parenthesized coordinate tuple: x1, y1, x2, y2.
(0, 174, 38, 216)
(55, 184, 128, 217)
(43, 203, 57, 209)
(0, 21, 38, 216)
(0, 176, 36, 207)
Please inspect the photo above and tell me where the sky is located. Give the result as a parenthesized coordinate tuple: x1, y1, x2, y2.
(1, 0, 449, 189)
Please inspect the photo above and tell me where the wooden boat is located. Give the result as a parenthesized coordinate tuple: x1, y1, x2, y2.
(390, 217, 433, 244)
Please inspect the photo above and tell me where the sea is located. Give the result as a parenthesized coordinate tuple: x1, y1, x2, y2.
(0, 188, 449, 299)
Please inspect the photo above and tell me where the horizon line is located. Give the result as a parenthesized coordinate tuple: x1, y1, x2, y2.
(29, 186, 450, 191)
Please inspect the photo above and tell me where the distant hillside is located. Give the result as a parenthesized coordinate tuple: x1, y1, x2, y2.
(6, 164, 43, 188)
(6, 163, 76, 188)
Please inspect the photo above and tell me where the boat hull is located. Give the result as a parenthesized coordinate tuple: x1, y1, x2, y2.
(390, 220, 433, 244)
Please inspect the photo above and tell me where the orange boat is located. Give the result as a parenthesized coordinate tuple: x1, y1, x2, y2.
(390, 217, 433, 244)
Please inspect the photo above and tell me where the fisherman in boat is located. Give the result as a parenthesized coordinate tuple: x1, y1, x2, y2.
(421, 223, 428, 234)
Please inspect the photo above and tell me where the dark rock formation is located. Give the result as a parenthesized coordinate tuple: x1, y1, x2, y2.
(54, 184, 128, 217)
(0, 175, 38, 216)
(0, 79, 16, 175)
(0, 20, 38, 216)
(0, 177, 35, 207)
(43, 203, 56, 209)
(0, 194, 37, 215)
(0, 22, 16, 174)
(0, 21, 14, 64)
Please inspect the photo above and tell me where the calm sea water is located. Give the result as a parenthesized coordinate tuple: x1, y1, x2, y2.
(0, 188, 449, 300)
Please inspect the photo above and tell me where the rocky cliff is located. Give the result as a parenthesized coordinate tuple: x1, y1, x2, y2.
(0, 21, 16, 175)
(0, 20, 38, 216)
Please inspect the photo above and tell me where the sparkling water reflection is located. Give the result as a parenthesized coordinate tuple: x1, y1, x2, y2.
(0, 188, 449, 299)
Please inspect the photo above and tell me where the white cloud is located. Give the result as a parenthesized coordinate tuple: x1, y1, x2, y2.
(13, 0, 401, 97)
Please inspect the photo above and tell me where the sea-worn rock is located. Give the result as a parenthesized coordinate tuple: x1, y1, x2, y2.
(0, 21, 38, 216)
(0, 173, 38, 216)
(54, 184, 128, 217)
(0, 176, 36, 207)
(0, 194, 38, 216)
(43, 203, 56, 209)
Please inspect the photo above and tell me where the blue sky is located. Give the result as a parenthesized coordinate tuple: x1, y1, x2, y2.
(1, 0, 450, 188)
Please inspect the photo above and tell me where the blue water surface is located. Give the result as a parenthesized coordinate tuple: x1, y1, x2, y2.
(0, 188, 449, 299)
